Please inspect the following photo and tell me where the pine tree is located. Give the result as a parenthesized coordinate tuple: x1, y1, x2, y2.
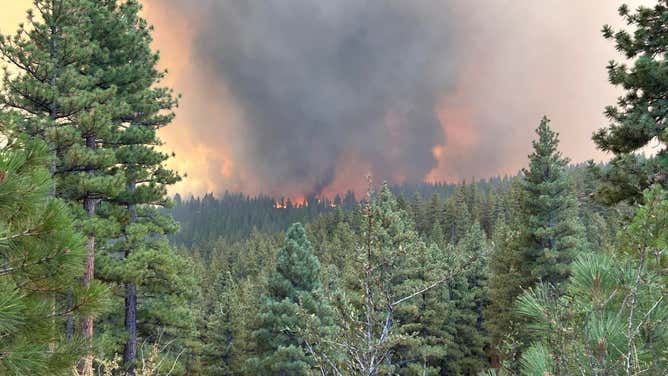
(397, 242, 452, 376)
(201, 273, 248, 375)
(440, 223, 490, 375)
(0, 126, 106, 375)
(409, 192, 426, 233)
(484, 219, 525, 369)
(516, 188, 668, 375)
(520, 117, 584, 287)
(76, 1, 187, 373)
(428, 221, 445, 248)
(442, 184, 472, 244)
(593, 1, 668, 204)
(577, 162, 619, 251)
(0, 2, 124, 372)
(425, 193, 443, 230)
(392, 213, 439, 375)
(302, 184, 479, 375)
(248, 223, 333, 375)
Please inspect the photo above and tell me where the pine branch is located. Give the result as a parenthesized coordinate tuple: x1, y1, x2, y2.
(391, 255, 477, 307)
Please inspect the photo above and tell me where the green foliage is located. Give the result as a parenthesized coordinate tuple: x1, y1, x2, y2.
(0, 5, 124, 370)
(248, 223, 333, 375)
(594, 1, 668, 204)
(1, 1, 196, 373)
(484, 219, 524, 362)
(200, 273, 250, 375)
(515, 187, 668, 376)
(520, 117, 585, 287)
(0, 133, 107, 375)
(440, 223, 490, 375)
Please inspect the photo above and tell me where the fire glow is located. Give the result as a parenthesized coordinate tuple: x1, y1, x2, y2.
(273, 196, 338, 209)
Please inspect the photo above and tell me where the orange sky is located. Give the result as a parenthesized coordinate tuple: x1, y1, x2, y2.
(0, 0, 654, 198)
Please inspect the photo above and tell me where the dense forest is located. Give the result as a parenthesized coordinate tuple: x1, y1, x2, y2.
(0, 1, 667, 375)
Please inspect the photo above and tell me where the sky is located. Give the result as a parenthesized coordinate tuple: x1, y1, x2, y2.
(0, 0, 652, 198)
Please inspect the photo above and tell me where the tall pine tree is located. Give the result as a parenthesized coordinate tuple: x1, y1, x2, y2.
(248, 223, 333, 375)
(74, 1, 191, 373)
(520, 117, 584, 287)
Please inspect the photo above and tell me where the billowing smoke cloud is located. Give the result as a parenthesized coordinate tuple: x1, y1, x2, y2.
(0, 0, 655, 197)
(157, 0, 456, 196)
(139, 0, 651, 197)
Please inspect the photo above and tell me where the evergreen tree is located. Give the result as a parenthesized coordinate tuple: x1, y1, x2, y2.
(520, 117, 584, 287)
(577, 162, 620, 252)
(425, 193, 443, 231)
(440, 223, 489, 375)
(428, 221, 445, 249)
(484, 219, 524, 369)
(392, 216, 440, 375)
(301, 185, 479, 375)
(409, 191, 426, 233)
(0, 2, 124, 371)
(593, 1, 668, 204)
(201, 273, 248, 375)
(397, 242, 453, 376)
(75, 1, 190, 373)
(516, 187, 668, 376)
(442, 184, 471, 244)
(0, 128, 106, 375)
(248, 223, 332, 375)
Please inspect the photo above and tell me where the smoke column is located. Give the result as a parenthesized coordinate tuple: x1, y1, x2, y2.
(1, 0, 653, 196)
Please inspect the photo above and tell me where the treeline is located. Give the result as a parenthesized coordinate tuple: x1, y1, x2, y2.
(171, 165, 592, 250)
(170, 177, 519, 247)
(169, 191, 357, 245)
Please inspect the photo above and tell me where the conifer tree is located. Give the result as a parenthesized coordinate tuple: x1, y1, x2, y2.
(440, 223, 489, 375)
(484, 219, 525, 369)
(75, 1, 188, 373)
(409, 192, 426, 233)
(428, 221, 445, 248)
(520, 117, 584, 287)
(302, 184, 478, 375)
(442, 184, 472, 244)
(398, 242, 452, 376)
(0, 125, 106, 375)
(201, 273, 248, 375)
(392, 218, 441, 375)
(0, 2, 124, 372)
(515, 187, 668, 375)
(248, 223, 333, 375)
(593, 1, 668, 204)
(425, 193, 443, 230)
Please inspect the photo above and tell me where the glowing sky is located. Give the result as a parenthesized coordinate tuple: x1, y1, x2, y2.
(0, 0, 653, 197)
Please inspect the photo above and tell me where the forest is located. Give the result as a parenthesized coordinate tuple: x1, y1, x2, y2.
(0, 0, 667, 375)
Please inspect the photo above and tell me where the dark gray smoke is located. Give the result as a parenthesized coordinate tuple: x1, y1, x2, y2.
(151, 0, 646, 196)
(162, 0, 455, 195)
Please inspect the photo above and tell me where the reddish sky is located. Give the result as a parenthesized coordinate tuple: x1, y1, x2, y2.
(0, 0, 653, 197)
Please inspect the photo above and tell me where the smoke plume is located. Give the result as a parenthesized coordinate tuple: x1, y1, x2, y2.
(146, 0, 654, 197)
(154, 0, 462, 196)
(5, 0, 651, 196)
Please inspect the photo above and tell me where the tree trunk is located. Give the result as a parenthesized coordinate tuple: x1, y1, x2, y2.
(77, 197, 96, 376)
(77, 134, 97, 376)
(123, 185, 138, 375)
(123, 283, 137, 375)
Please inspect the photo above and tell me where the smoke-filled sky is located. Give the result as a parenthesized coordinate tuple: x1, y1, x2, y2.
(0, 0, 652, 197)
